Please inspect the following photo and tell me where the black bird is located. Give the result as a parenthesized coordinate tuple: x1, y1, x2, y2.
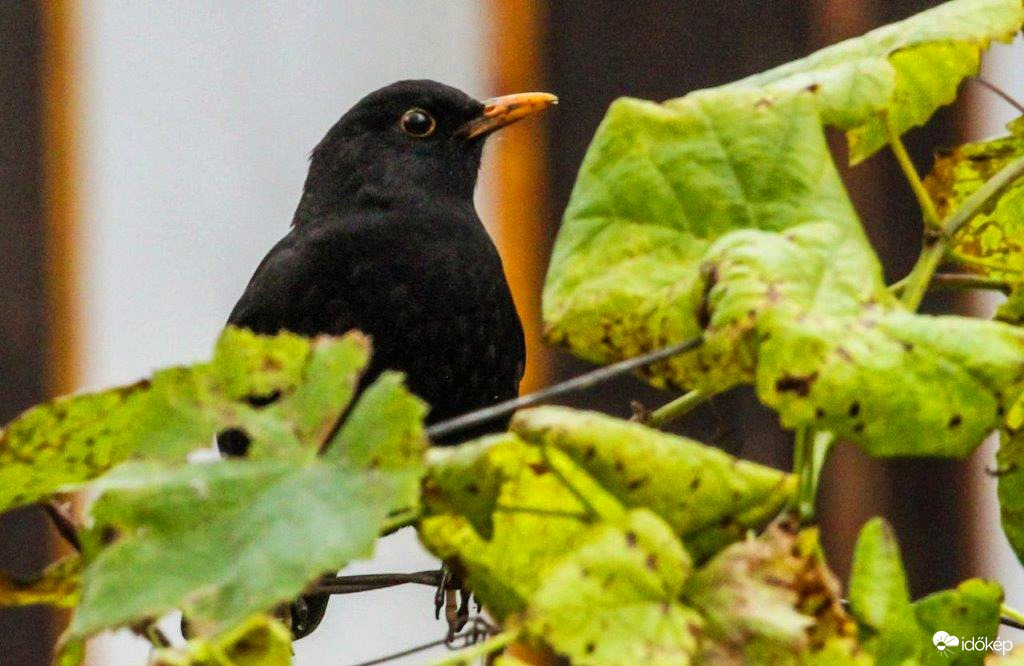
(217, 80, 555, 635)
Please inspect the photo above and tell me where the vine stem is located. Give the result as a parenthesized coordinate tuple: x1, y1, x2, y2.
(885, 114, 941, 230)
(646, 389, 709, 428)
(927, 272, 1012, 294)
(898, 154, 1024, 311)
(1002, 604, 1024, 629)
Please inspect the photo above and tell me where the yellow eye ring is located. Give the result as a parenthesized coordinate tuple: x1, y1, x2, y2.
(400, 108, 436, 137)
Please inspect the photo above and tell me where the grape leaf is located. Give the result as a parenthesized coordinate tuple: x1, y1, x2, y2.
(509, 407, 795, 559)
(545, 84, 1024, 457)
(0, 556, 80, 609)
(847, 518, 921, 664)
(848, 518, 1003, 665)
(149, 615, 292, 666)
(523, 509, 702, 666)
(544, 6, 1024, 459)
(848, 518, 911, 632)
(704, 223, 1024, 456)
(997, 428, 1024, 562)
(725, 0, 1023, 163)
(0, 328, 369, 512)
(925, 117, 1024, 281)
(685, 517, 855, 664)
(543, 89, 872, 394)
(66, 372, 425, 642)
(419, 435, 619, 620)
(914, 579, 1003, 666)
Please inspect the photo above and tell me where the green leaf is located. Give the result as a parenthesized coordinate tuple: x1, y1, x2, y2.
(998, 428, 1024, 562)
(913, 579, 1003, 666)
(0, 328, 370, 512)
(706, 224, 1024, 456)
(847, 519, 1003, 665)
(685, 518, 854, 663)
(68, 372, 425, 640)
(325, 370, 428, 468)
(925, 117, 1024, 281)
(847, 518, 920, 664)
(149, 615, 292, 666)
(509, 407, 795, 559)
(523, 510, 701, 666)
(550, 94, 1024, 458)
(543, 89, 870, 393)
(0, 556, 80, 609)
(848, 518, 911, 631)
(997, 284, 1024, 324)
(419, 435, 620, 620)
(544, 6, 1024, 460)
(725, 0, 1023, 163)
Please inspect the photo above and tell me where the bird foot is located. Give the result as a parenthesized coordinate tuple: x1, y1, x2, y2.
(434, 563, 472, 640)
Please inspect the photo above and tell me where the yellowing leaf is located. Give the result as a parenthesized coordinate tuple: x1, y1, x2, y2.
(524, 510, 701, 666)
(0, 328, 370, 512)
(0, 557, 80, 609)
(149, 615, 292, 666)
(509, 407, 794, 559)
(726, 0, 1023, 163)
(420, 435, 618, 620)
(925, 117, 1024, 281)
(544, 90, 871, 393)
(544, 6, 1024, 461)
(685, 518, 854, 663)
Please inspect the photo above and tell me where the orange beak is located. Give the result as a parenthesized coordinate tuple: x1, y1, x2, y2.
(460, 92, 558, 139)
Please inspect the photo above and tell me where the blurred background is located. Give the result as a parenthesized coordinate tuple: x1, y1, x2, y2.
(1, 0, 1022, 663)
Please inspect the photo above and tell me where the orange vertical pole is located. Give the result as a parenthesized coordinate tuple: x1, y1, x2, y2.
(40, 0, 81, 398)
(485, 0, 553, 394)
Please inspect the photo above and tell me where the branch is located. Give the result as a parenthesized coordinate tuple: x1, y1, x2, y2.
(426, 335, 704, 440)
(928, 272, 1012, 294)
(639, 389, 709, 428)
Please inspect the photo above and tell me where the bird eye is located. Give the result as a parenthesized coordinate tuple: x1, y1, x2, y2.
(400, 108, 435, 137)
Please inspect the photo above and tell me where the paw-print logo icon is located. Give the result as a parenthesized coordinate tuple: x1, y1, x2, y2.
(933, 631, 959, 656)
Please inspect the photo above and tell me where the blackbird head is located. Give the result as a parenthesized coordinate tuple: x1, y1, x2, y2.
(294, 79, 556, 222)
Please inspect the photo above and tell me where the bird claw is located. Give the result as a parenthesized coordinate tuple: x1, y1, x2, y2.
(434, 563, 473, 641)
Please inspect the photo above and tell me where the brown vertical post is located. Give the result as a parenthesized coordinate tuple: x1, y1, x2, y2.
(0, 1, 58, 663)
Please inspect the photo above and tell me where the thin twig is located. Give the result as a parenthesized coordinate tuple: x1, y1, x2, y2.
(929, 272, 1012, 293)
(426, 335, 704, 440)
(972, 77, 1024, 115)
(43, 501, 81, 551)
(644, 389, 709, 428)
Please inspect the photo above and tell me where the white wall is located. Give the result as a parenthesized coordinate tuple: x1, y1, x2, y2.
(76, 2, 489, 663)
